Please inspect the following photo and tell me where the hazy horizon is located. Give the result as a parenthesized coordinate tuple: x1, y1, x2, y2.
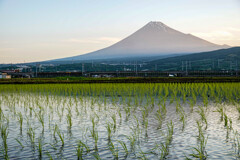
(0, 0, 240, 63)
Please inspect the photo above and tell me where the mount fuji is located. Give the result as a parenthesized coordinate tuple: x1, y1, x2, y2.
(53, 21, 229, 61)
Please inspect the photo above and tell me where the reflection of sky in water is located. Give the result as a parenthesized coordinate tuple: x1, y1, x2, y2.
(1, 91, 240, 159)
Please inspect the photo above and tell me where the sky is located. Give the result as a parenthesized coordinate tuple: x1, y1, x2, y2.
(0, 0, 240, 63)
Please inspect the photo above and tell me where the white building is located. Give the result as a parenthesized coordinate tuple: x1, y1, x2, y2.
(0, 73, 11, 79)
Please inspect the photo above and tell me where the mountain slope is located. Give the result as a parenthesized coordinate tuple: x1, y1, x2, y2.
(53, 21, 229, 61)
(146, 47, 240, 71)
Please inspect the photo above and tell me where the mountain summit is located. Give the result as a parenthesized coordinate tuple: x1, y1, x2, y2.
(56, 21, 229, 61)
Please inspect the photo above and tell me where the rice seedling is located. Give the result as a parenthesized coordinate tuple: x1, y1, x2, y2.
(144, 118, 148, 137)
(233, 131, 240, 158)
(117, 108, 122, 123)
(76, 140, 90, 160)
(197, 106, 208, 129)
(141, 109, 149, 136)
(15, 138, 24, 149)
(92, 152, 101, 160)
(106, 122, 113, 141)
(202, 95, 209, 107)
(189, 120, 208, 160)
(130, 115, 141, 142)
(188, 98, 195, 113)
(92, 130, 99, 151)
(38, 138, 43, 158)
(154, 121, 174, 159)
(229, 118, 232, 130)
(179, 109, 186, 131)
(166, 121, 174, 144)
(55, 125, 64, 146)
(111, 113, 117, 131)
(124, 106, 131, 121)
(118, 140, 128, 157)
(66, 112, 72, 128)
(224, 113, 228, 127)
(90, 117, 99, 150)
(1, 124, 9, 159)
(27, 124, 35, 145)
(46, 151, 53, 160)
(36, 110, 44, 130)
(161, 101, 167, 116)
(0, 83, 239, 159)
(237, 105, 240, 120)
(137, 146, 148, 160)
(127, 134, 136, 152)
(215, 105, 224, 121)
(155, 106, 163, 129)
(17, 112, 23, 132)
(108, 141, 119, 159)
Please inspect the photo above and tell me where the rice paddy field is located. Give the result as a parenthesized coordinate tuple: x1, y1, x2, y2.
(0, 83, 240, 159)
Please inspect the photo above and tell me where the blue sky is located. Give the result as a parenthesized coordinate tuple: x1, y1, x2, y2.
(0, 0, 240, 63)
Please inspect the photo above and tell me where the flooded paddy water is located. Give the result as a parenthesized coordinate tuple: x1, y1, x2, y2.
(0, 83, 240, 159)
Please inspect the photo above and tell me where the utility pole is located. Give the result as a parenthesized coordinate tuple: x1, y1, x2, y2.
(136, 61, 138, 76)
(134, 61, 136, 72)
(39, 63, 41, 72)
(185, 61, 188, 76)
(35, 63, 38, 77)
(82, 63, 84, 76)
(236, 60, 238, 76)
(182, 61, 184, 71)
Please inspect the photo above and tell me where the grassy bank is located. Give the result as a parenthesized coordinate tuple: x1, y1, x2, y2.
(0, 77, 240, 84)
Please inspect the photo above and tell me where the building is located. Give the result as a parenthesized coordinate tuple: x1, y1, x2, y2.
(0, 73, 11, 79)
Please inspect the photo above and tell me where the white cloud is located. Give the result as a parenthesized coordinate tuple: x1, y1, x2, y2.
(192, 29, 240, 46)
(193, 31, 233, 39)
(228, 27, 240, 32)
